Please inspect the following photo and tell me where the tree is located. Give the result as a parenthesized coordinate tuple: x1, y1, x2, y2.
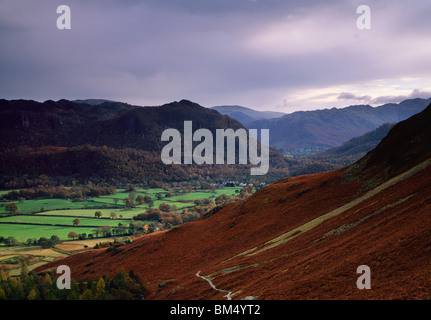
(128, 191, 136, 203)
(93, 227, 104, 238)
(95, 277, 106, 298)
(73, 218, 81, 226)
(110, 212, 117, 219)
(0, 270, 9, 281)
(239, 186, 254, 198)
(159, 203, 171, 212)
(143, 195, 152, 206)
(27, 288, 38, 300)
(5, 203, 18, 214)
(50, 235, 61, 245)
(123, 198, 135, 209)
(68, 231, 78, 240)
(6, 237, 18, 246)
(135, 195, 145, 205)
(20, 259, 30, 279)
(95, 211, 102, 219)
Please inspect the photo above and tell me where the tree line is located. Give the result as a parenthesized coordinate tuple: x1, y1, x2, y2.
(0, 267, 147, 300)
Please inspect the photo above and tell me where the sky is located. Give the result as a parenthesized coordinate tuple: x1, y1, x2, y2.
(1, 0, 431, 113)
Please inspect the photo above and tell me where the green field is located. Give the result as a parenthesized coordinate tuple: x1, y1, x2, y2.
(0, 198, 112, 215)
(0, 224, 97, 242)
(0, 215, 132, 227)
(0, 186, 244, 242)
(35, 208, 145, 219)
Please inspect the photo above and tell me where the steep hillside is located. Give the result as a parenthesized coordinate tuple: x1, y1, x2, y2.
(35, 104, 431, 299)
(248, 98, 431, 153)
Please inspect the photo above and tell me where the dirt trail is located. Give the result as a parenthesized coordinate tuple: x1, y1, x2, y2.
(196, 271, 232, 300)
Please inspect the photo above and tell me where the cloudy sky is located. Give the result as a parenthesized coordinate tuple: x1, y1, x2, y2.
(1, 0, 431, 112)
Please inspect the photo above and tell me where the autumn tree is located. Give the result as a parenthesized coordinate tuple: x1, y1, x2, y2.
(95, 211, 102, 219)
(68, 231, 78, 240)
(110, 212, 117, 219)
(239, 186, 254, 198)
(159, 203, 171, 212)
(5, 203, 18, 214)
(143, 195, 152, 206)
(73, 218, 81, 226)
(135, 195, 145, 205)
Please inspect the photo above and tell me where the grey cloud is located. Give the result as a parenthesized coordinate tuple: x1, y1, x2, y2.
(1, 0, 431, 110)
(338, 89, 431, 105)
(338, 92, 372, 102)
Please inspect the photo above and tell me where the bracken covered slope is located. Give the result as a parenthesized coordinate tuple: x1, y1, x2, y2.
(36, 104, 431, 300)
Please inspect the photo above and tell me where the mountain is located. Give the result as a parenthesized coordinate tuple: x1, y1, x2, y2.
(0, 99, 290, 188)
(211, 105, 286, 126)
(35, 103, 431, 299)
(284, 123, 395, 177)
(313, 122, 395, 164)
(248, 98, 431, 154)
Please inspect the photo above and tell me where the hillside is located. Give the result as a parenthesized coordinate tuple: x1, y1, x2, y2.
(312, 123, 395, 164)
(35, 103, 431, 299)
(0, 99, 290, 188)
(248, 98, 431, 154)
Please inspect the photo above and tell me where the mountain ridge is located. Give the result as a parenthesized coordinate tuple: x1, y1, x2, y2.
(0, 99, 290, 188)
(247, 98, 431, 153)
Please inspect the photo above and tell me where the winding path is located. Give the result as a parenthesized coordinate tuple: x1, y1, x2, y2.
(196, 271, 232, 300)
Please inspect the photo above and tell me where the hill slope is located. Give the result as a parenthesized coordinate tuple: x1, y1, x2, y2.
(0, 99, 290, 188)
(248, 98, 431, 153)
(35, 104, 431, 299)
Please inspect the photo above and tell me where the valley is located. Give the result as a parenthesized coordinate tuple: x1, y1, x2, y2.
(0, 185, 247, 277)
(31, 103, 431, 300)
(1, 97, 431, 300)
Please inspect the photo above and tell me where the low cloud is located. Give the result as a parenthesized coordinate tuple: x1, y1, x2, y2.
(337, 89, 431, 105)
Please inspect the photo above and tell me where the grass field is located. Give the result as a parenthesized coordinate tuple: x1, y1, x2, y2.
(35, 208, 144, 219)
(0, 198, 111, 215)
(0, 185, 246, 277)
(0, 215, 132, 227)
(0, 186, 243, 241)
(0, 224, 97, 242)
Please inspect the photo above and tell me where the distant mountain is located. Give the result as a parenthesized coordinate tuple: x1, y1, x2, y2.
(211, 105, 286, 125)
(284, 123, 395, 177)
(312, 123, 396, 165)
(248, 98, 431, 154)
(0, 99, 290, 188)
(36, 103, 431, 299)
